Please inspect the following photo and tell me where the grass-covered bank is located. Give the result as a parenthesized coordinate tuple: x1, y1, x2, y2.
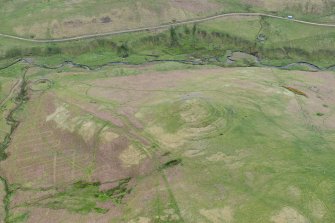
(1, 16, 334, 69)
(0, 66, 29, 223)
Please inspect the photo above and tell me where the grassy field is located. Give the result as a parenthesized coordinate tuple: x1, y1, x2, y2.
(0, 0, 334, 38)
(0, 62, 334, 222)
(0, 1, 334, 222)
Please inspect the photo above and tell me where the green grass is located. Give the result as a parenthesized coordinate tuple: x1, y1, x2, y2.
(0, 63, 26, 78)
(0, 62, 335, 222)
(41, 178, 131, 213)
(132, 67, 335, 222)
(7, 212, 29, 223)
(8, 178, 131, 218)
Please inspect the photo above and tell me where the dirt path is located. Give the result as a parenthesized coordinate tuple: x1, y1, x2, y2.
(0, 13, 334, 43)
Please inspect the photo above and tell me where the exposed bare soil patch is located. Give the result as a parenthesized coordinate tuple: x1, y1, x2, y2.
(199, 206, 234, 223)
(169, 0, 220, 13)
(283, 86, 308, 97)
(271, 207, 309, 223)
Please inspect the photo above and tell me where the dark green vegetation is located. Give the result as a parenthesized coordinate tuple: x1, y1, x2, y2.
(5, 178, 132, 222)
(159, 159, 182, 170)
(17, 178, 131, 214)
(0, 68, 28, 161)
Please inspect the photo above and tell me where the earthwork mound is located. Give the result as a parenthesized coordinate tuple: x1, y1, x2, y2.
(168, 94, 234, 139)
(30, 79, 53, 91)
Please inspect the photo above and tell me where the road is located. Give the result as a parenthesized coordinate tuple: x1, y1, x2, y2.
(0, 12, 334, 43)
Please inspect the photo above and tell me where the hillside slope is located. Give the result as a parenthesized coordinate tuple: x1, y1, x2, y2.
(0, 0, 334, 38)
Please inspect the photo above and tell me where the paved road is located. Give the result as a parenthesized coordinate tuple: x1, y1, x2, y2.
(0, 12, 334, 43)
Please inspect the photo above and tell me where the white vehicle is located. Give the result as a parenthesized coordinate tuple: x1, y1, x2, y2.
(288, 15, 294, 19)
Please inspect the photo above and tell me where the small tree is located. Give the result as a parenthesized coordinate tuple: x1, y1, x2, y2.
(117, 42, 129, 58)
(192, 24, 197, 49)
(169, 26, 179, 47)
(5, 48, 22, 58)
(192, 24, 197, 37)
(183, 25, 190, 35)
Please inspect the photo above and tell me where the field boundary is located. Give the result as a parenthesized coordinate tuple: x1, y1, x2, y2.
(0, 13, 335, 43)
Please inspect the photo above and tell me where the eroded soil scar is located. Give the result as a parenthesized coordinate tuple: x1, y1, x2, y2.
(283, 86, 308, 97)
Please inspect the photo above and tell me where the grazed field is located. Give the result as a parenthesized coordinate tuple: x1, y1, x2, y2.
(0, 0, 334, 38)
(0, 62, 334, 222)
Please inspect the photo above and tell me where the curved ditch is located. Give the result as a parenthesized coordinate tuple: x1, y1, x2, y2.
(29, 79, 53, 92)
(175, 96, 234, 140)
(225, 51, 334, 71)
(267, 61, 322, 71)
